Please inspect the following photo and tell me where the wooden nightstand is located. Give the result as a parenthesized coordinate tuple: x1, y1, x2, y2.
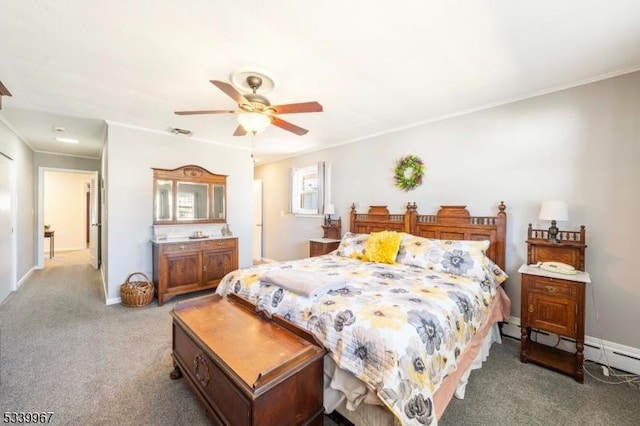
(309, 238, 340, 257)
(519, 265, 590, 382)
(520, 223, 588, 382)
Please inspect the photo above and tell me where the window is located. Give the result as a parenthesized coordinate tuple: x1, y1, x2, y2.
(290, 162, 331, 215)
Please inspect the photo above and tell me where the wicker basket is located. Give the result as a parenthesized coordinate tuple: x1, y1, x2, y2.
(120, 272, 154, 307)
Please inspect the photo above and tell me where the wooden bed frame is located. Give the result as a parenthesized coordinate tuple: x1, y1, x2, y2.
(350, 201, 507, 269)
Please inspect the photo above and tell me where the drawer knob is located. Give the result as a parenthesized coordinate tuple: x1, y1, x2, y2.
(179, 244, 186, 250)
(545, 285, 556, 293)
(528, 304, 534, 313)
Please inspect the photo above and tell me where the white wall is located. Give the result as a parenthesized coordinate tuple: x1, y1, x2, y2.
(104, 124, 253, 302)
(43, 171, 92, 252)
(255, 71, 640, 351)
(0, 118, 34, 289)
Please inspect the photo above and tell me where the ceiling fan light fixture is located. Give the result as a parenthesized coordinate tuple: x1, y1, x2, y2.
(237, 112, 271, 134)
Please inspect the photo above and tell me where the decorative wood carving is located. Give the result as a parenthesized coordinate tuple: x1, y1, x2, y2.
(322, 216, 341, 239)
(526, 224, 586, 270)
(350, 202, 507, 270)
(193, 353, 211, 387)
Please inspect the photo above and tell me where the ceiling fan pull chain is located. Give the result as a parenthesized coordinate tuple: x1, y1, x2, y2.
(251, 133, 256, 160)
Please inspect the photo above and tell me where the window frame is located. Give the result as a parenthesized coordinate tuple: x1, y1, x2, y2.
(290, 162, 331, 216)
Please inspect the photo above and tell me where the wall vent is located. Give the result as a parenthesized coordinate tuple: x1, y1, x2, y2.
(170, 127, 192, 137)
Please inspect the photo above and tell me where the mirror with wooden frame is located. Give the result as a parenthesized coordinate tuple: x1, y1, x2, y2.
(153, 165, 227, 224)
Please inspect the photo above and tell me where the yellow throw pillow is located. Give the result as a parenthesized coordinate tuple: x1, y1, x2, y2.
(362, 231, 404, 264)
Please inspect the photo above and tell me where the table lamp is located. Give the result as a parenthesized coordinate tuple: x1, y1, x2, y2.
(539, 200, 568, 243)
(324, 203, 335, 225)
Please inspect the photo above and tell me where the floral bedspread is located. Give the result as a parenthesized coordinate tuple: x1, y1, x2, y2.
(215, 254, 500, 426)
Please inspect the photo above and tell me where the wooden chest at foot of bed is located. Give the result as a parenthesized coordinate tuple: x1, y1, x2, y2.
(170, 293, 326, 426)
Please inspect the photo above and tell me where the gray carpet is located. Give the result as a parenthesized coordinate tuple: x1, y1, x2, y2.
(1, 251, 638, 425)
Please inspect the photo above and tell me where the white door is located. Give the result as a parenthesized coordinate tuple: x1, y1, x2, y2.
(252, 179, 263, 264)
(89, 175, 99, 269)
(0, 153, 15, 302)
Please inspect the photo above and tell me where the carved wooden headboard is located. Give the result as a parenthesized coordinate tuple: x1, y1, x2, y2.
(350, 202, 507, 270)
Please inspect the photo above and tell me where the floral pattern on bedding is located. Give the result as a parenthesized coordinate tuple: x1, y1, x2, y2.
(216, 255, 500, 426)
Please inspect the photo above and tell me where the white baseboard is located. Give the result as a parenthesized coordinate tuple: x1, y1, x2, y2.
(106, 296, 122, 305)
(100, 267, 121, 305)
(502, 317, 640, 375)
(16, 267, 35, 289)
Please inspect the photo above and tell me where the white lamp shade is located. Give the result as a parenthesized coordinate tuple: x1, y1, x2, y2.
(237, 112, 271, 134)
(538, 201, 568, 221)
(323, 203, 335, 215)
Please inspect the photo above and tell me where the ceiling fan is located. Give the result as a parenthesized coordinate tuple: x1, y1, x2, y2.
(175, 76, 323, 136)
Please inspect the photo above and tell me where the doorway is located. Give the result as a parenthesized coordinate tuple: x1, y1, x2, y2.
(38, 168, 99, 269)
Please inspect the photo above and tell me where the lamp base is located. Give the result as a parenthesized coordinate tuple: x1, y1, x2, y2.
(322, 217, 341, 239)
(547, 220, 561, 244)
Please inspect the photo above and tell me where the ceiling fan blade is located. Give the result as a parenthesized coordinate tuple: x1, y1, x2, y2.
(271, 117, 309, 136)
(233, 125, 247, 137)
(271, 101, 323, 114)
(211, 80, 250, 105)
(175, 109, 235, 115)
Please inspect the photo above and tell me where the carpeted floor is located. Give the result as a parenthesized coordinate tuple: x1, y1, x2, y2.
(1, 250, 638, 425)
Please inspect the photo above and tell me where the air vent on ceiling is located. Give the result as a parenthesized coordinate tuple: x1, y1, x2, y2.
(170, 127, 192, 137)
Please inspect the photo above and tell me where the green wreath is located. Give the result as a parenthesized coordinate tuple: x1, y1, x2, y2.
(394, 155, 425, 191)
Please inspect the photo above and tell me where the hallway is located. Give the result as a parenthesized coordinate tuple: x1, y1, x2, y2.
(44, 248, 91, 269)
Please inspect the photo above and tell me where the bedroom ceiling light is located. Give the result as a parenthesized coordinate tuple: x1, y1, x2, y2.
(55, 137, 79, 144)
(237, 112, 271, 134)
(538, 200, 568, 243)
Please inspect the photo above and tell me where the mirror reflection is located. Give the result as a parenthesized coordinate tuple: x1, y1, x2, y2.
(213, 184, 225, 220)
(156, 180, 173, 221)
(177, 182, 209, 220)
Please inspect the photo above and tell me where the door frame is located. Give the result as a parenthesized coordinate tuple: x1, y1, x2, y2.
(37, 167, 99, 269)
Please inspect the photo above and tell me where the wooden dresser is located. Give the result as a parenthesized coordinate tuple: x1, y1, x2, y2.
(152, 237, 238, 306)
(519, 224, 589, 382)
(170, 294, 325, 425)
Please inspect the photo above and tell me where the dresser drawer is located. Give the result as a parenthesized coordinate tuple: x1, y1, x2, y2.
(309, 241, 324, 257)
(202, 238, 237, 250)
(525, 275, 576, 298)
(161, 242, 201, 253)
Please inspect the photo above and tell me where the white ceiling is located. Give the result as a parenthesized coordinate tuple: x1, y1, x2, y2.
(1, 1, 639, 163)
